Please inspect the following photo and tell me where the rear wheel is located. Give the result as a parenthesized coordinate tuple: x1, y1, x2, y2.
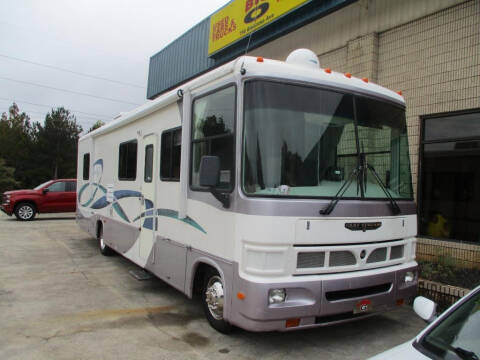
(14, 202, 36, 221)
(202, 268, 232, 334)
(97, 224, 114, 256)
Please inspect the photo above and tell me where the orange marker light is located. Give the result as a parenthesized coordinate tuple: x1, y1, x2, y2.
(362, 78, 369, 83)
(345, 73, 352, 78)
(325, 68, 332, 74)
(396, 299, 404, 306)
(237, 292, 246, 300)
(257, 57, 264, 63)
(397, 90, 403, 96)
(286, 318, 301, 328)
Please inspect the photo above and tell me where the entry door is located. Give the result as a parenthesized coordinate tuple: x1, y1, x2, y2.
(139, 134, 157, 261)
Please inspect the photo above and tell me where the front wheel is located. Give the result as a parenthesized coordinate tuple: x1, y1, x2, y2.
(14, 203, 36, 221)
(98, 225, 114, 256)
(202, 268, 232, 334)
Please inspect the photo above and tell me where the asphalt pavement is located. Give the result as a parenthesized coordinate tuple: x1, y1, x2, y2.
(0, 212, 426, 360)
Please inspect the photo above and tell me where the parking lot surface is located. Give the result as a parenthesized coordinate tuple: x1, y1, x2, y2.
(0, 212, 426, 360)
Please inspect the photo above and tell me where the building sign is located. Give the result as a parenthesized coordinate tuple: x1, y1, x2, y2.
(208, 0, 311, 56)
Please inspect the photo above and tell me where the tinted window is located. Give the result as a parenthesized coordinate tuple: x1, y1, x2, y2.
(66, 182, 76, 192)
(191, 86, 235, 190)
(118, 140, 137, 181)
(420, 111, 480, 243)
(144, 144, 154, 183)
(48, 182, 66, 192)
(83, 153, 90, 180)
(424, 112, 480, 141)
(161, 128, 181, 181)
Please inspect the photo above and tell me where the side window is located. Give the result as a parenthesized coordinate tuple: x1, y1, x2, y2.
(66, 182, 77, 192)
(191, 86, 236, 191)
(160, 128, 181, 181)
(48, 181, 66, 192)
(144, 144, 154, 183)
(83, 153, 90, 180)
(118, 140, 137, 181)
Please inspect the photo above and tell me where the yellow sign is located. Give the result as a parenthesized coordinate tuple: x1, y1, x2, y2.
(208, 0, 311, 55)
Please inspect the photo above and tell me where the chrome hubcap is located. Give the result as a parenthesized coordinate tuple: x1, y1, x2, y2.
(205, 275, 224, 320)
(18, 206, 33, 219)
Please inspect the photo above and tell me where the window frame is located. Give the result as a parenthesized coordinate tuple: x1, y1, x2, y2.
(83, 153, 90, 180)
(118, 139, 138, 181)
(189, 83, 237, 193)
(160, 126, 182, 182)
(240, 78, 411, 201)
(418, 107, 480, 242)
(144, 143, 154, 183)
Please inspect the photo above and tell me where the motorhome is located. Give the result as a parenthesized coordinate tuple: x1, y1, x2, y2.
(76, 49, 418, 333)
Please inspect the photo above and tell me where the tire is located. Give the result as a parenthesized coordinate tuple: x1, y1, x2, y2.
(14, 202, 36, 221)
(202, 267, 232, 334)
(98, 225, 114, 256)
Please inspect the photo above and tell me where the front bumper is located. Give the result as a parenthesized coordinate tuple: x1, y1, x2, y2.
(0, 204, 13, 216)
(229, 262, 418, 332)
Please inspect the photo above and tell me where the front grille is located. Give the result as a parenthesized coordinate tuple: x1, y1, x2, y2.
(329, 251, 356, 267)
(325, 283, 392, 301)
(297, 252, 325, 268)
(390, 245, 404, 259)
(367, 248, 387, 263)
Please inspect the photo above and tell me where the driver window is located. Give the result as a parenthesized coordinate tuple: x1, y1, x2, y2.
(47, 182, 66, 192)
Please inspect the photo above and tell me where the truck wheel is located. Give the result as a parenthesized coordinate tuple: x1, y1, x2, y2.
(98, 225, 114, 256)
(202, 268, 232, 334)
(14, 203, 36, 221)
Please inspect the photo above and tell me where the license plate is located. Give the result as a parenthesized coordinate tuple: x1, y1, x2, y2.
(354, 299, 372, 314)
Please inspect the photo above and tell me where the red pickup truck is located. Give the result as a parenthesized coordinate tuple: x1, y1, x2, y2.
(1, 179, 77, 221)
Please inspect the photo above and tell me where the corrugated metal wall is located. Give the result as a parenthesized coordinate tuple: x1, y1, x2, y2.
(147, 0, 357, 99)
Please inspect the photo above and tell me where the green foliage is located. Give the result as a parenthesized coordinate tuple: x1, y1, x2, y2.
(35, 107, 83, 179)
(0, 103, 83, 190)
(418, 259, 480, 289)
(0, 158, 20, 194)
(0, 103, 36, 188)
(88, 120, 105, 133)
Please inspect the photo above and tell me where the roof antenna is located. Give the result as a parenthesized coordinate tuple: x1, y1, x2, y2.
(240, 32, 254, 75)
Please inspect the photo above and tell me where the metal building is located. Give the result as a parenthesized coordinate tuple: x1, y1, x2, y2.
(147, 0, 480, 262)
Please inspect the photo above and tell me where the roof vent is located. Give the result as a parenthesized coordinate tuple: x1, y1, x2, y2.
(286, 49, 320, 69)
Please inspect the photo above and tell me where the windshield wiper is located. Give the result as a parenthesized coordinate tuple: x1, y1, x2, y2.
(364, 162, 401, 215)
(320, 146, 401, 216)
(319, 166, 361, 215)
(453, 347, 479, 360)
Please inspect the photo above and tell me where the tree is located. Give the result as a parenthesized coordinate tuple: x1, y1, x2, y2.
(0, 103, 36, 188)
(88, 120, 105, 133)
(0, 158, 20, 194)
(36, 107, 83, 179)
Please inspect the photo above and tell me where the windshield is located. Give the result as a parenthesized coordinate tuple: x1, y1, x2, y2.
(34, 181, 53, 190)
(242, 80, 413, 199)
(419, 290, 480, 359)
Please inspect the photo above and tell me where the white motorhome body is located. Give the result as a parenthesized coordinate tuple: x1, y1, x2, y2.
(77, 50, 418, 332)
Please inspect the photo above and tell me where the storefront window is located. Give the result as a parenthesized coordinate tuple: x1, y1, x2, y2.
(419, 110, 480, 243)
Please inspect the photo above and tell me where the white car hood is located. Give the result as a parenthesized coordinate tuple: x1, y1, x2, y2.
(368, 340, 431, 360)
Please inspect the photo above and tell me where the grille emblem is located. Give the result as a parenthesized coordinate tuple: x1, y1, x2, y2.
(345, 222, 382, 232)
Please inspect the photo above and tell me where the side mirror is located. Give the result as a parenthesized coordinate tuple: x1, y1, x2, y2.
(199, 156, 220, 187)
(42, 188, 49, 195)
(199, 156, 230, 208)
(413, 296, 437, 323)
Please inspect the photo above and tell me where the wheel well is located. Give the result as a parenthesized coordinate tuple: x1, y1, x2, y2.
(192, 263, 216, 298)
(14, 200, 37, 213)
(96, 220, 103, 239)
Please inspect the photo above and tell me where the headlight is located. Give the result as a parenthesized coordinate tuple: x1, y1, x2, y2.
(268, 289, 286, 304)
(404, 271, 415, 283)
(3, 194, 10, 204)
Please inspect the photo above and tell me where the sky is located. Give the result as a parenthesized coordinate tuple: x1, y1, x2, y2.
(0, 0, 230, 132)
